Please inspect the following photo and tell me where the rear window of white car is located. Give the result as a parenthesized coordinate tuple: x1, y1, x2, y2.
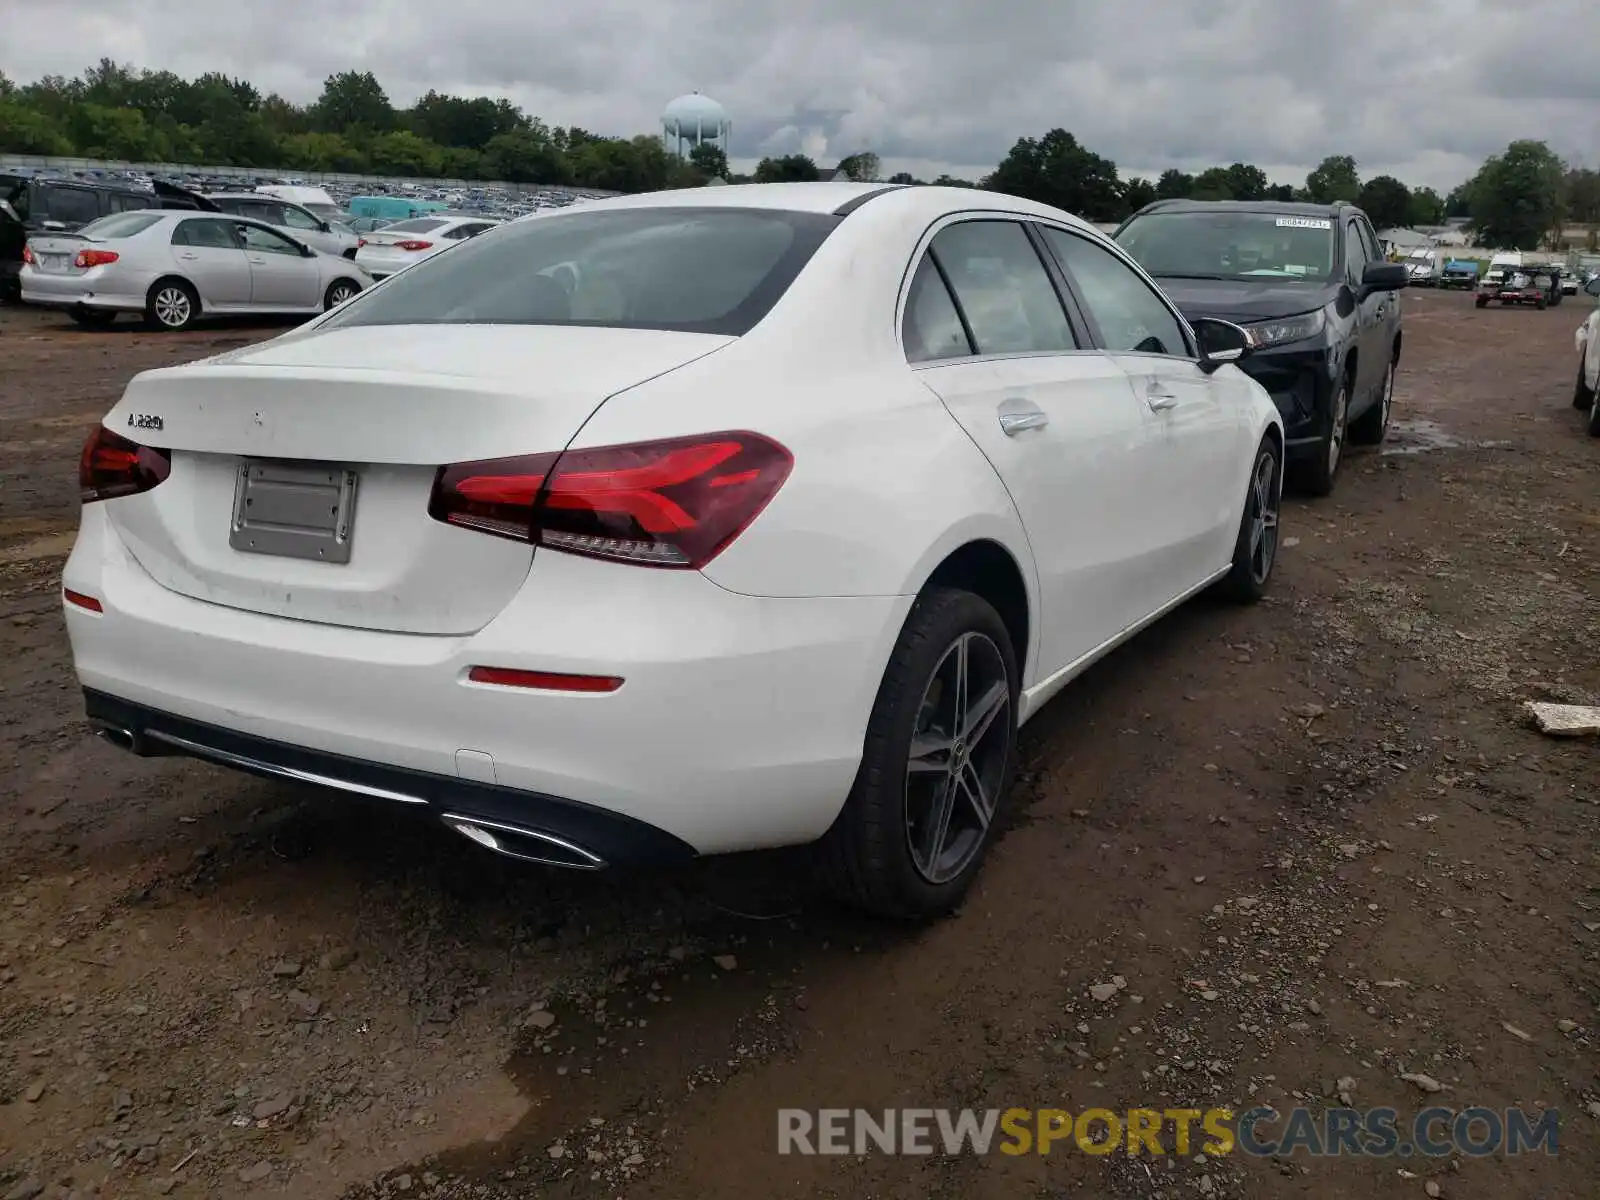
(326, 207, 841, 337)
(382, 218, 447, 234)
(78, 212, 164, 239)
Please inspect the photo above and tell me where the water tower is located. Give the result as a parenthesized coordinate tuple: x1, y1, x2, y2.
(661, 92, 731, 160)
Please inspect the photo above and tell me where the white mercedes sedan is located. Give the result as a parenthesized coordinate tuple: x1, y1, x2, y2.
(63, 182, 1283, 918)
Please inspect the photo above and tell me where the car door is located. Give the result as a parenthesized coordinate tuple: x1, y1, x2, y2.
(169, 217, 253, 309)
(236, 221, 321, 309)
(1343, 218, 1385, 415)
(278, 202, 336, 255)
(1037, 223, 1251, 608)
(905, 217, 1155, 679)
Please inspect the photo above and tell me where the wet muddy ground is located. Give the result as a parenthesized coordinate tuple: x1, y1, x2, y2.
(2, 292, 1598, 1199)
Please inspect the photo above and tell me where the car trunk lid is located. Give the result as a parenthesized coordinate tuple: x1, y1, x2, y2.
(99, 324, 733, 634)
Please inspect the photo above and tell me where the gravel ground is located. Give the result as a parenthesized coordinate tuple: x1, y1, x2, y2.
(1, 292, 1597, 1200)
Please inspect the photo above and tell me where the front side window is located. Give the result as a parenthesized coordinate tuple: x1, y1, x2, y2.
(280, 205, 320, 230)
(1343, 221, 1369, 282)
(902, 255, 973, 363)
(173, 218, 242, 249)
(1117, 210, 1336, 282)
(326, 207, 840, 337)
(1043, 227, 1189, 357)
(927, 220, 1076, 356)
(238, 223, 302, 256)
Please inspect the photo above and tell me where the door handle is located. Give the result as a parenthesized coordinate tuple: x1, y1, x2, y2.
(177, 252, 198, 261)
(246, 255, 265, 264)
(997, 405, 1049, 436)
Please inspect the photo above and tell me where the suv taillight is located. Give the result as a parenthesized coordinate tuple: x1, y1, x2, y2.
(428, 432, 793, 569)
(74, 249, 119, 269)
(79, 425, 171, 503)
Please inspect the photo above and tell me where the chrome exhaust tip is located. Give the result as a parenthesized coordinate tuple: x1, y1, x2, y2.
(92, 723, 138, 752)
(440, 814, 606, 870)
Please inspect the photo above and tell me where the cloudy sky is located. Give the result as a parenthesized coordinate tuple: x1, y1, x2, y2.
(3, 0, 1596, 190)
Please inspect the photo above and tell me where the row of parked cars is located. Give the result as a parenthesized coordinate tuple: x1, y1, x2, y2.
(1, 173, 510, 329)
(56, 179, 1419, 918)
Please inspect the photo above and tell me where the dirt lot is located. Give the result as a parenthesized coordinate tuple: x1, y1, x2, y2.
(1, 293, 1597, 1200)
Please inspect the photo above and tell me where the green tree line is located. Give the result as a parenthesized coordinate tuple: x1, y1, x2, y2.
(3, 61, 1596, 248)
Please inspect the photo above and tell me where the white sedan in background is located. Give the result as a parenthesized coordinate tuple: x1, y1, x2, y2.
(22, 211, 369, 330)
(353, 214, 502, 279)
(1574, 273, 1600, 435)
(62, 183, 1282, 918)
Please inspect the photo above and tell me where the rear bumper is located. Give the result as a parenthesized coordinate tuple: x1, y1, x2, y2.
(63, 505, 909, 857)
(20, 266, 148, 312)
(83, 688, 695, 867)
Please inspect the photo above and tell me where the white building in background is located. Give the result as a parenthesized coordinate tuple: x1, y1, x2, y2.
(661, 92, 731, 160)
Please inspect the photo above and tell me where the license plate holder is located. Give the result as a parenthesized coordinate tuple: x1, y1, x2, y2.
(230, 459, 358, 563)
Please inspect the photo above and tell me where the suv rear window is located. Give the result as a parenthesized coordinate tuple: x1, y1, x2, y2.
(36, 185, 102, 227)
(328, 207, 840, 337)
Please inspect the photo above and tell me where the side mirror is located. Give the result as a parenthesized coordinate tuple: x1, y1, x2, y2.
(317, 220, 331, 233)
(1585, 277, 1600, 297)
(1191, 317, 1253, 374)
(1361, 262, 1408, 295)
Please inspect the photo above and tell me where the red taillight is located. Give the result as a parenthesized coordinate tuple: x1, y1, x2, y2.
(468, 667, 623, 693)
(21, 245, 34, 265)
(428, 432, 793, 569)
(74, 249, 119, 269)
(396, 240, 433, 251)
(79, 425, 171, 504)
(63, 589, 103, 613)
(357, 238, 367, 248)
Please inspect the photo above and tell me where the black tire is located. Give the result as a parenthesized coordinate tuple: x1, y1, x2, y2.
(1589, 393, 1600, 438)
(145, 279, 199, 331)
(1349, 355, 1395, 446)
(817, 587, 1018, 920)
(1536, 298, 1547, 310)
(324, 278, 361, 310)
(1574, 355, 1594, 410)
(1218, 435, 1283, 604)
(1289, 377, 1348, 498)
(1475, 297, 1488, 308)
(69, 307, 117, 329)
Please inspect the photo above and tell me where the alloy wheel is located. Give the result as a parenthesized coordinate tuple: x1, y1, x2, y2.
(1381, 363, 1394, 429)
(329, 283, 357, 307)
(1327, 388, 1347, 475)
(154, 287, 191, 328)
(1248, 449, 1280, 585)
(904, 631, 1010, 885)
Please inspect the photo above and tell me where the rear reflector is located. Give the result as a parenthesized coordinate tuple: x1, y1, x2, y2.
(428, 431, 793, 570)
(63, 589, 103, 613)
(74, 249, 119, 269)
(467, 666, 623, 693)
(79, 425, 172, 504)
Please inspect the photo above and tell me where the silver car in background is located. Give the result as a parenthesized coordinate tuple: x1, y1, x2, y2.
(21, 211, 369, 330)
(198, 193, 361, 259)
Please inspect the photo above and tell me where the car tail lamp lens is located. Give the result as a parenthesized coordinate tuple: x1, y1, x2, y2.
(79, 425, 171, 503)
(428, 432, 793, 569)
(74, 249, 119, 269)
(63, 589, 103, 613)
(21, 245, 34, 265)
(396, 240, 433, 251)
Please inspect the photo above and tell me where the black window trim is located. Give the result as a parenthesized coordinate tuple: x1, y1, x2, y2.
(896, 211, 1091, 367)
(1032, 220, 1199, 360)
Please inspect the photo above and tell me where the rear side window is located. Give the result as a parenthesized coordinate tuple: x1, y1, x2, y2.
(37, 186, 101, 226)
(79, 212, 163, 239)
(384, 218, 446, 234)
(327, 207, 841, 337)
(902, 256, 973, 362)
(172, 218, 240, 249)
(107, 192, 151, 213)
(928, 221, 1077, 355)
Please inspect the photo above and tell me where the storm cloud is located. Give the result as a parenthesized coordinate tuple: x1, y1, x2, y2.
(2, 0, 1594, 188)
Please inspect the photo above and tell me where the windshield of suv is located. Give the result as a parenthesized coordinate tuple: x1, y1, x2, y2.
(1117, 211, 1336, 282)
